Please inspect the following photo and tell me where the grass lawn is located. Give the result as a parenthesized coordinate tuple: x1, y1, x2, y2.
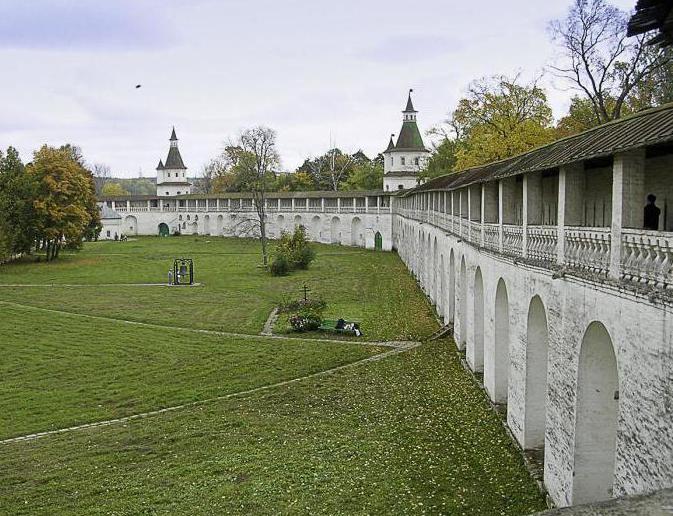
(0, 236, 546, 514)
(0, 342, 545, 515)
(0, 303, 383, 439)
(0, 237, 437, 341)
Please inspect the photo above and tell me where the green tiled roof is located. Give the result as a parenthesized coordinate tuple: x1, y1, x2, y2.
(165, 147, 186, 169)
(395, 121, 426, 151)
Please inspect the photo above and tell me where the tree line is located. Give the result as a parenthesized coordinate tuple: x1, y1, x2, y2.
(423, 0, 672, 180)
(193, 146, 383, 195)
(0, 145, 101, 262)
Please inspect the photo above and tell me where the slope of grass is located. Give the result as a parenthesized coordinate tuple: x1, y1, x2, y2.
(0, 303, 383, 439)
(0, 237, 437, 341)
(0, 341, 545, 515)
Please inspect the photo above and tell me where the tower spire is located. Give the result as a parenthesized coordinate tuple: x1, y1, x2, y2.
(404, 89, 416, 113)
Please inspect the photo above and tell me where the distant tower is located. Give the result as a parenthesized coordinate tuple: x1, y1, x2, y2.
(156, 127, 191, 197)
(382, 90, 430, 191)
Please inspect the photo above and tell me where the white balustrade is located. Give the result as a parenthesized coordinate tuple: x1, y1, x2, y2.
(621, 229, 673, 288)
(502, 225, 523, 257)
(564, 227, 611, 276)
(527, 226, 558, 263)
(483, 224, 499, 252)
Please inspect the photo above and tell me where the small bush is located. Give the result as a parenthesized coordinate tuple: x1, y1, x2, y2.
(270, 226, 316, 276)
(278, 295, 327, 314)
(270, 254, 290, 276)
(288, 313, 322, 332)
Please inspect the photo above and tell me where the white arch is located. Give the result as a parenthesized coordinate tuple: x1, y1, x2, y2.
(432, 236, 439, 304)
(439, 253, 445, 316)
(311, 215, 321, 241)
(276, 215, 285, 234)
(448, 249, 456, 323)
(330, 217, 341, 244)
(572, 321, 619, 505)
(472, 266, 484, 373)
(123, 215, 138, 236)
(491, 278, 510, 403)
(524, 295, 549, 449)
(351, 217, 363, 247)
(458, 256, 467, 350)
(216, 214, 224, 235)
(203, 214, 210, 235)
(294, 214, 303, 229)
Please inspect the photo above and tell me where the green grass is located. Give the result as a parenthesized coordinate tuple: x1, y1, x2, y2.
(0, 304, 383, 439)
(0, 237, 437, 341)
(0, 341, 545, 515)
(0, 236, 546, 514)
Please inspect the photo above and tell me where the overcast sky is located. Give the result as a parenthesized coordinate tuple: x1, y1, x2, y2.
(0, 0, 634, 177)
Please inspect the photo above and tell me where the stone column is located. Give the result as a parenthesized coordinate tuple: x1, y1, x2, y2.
(557, 162, 585, 264)
(291, 198, 295, 211)
(365, 196, 369, 213)
(610, 149, 646, 278)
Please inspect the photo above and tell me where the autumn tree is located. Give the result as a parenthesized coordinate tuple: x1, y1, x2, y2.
(101, 182, 129, 196)
(28, 146, 100, 261)
(549, 0, 672, 123)
(431, 74, 556, 171)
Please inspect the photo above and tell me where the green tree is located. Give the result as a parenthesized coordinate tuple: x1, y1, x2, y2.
(342, 161, 383, 191)
(101, 182, 129, 196)
(0, 146, 35, 257)
(28, 145, 100, 261)
(421, 137, 460, 180)
(274, 171, 316, 192)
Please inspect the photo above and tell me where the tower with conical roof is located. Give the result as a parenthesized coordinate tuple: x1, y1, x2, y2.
(382, 90, 430, 191)
(156, 127, 191, 197)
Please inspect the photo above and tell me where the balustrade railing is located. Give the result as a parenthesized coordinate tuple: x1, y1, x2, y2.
(483, 224, 499, 252)
(564, 227, 611, 276)
(621, 229, 673, 288)
(393, 208, 673, 292)
(468, 220, 481, 246)
(502, 225, 523, 257)
(527, 226, 558, 263)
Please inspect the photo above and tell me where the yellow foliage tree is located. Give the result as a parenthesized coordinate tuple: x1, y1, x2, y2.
(27, 145, 100, 261)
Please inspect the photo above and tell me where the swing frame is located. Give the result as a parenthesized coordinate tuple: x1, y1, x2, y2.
(172, 258, 194, 285)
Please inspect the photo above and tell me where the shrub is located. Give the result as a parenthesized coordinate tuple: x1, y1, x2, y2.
(270, 254, 290, 276)
(288, 305, 324, 332)
(289, 313, 322, 331)
(278, 294, 327, 314)
(270, 226, 316, 276)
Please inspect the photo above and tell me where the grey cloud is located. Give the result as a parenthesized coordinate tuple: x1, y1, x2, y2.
(0, 1, 174, 51)
(357, 34, 463, 63)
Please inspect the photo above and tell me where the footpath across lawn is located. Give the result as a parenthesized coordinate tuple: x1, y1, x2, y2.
(0, 237, 438, 341)
(0, 341, 546, 515)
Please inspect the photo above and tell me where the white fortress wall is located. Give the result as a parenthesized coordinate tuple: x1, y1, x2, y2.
(392, 143, 673, 508)
(102, 192, 394, 251)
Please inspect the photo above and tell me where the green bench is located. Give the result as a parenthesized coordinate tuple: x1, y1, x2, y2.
(318, 319, 362, 336)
